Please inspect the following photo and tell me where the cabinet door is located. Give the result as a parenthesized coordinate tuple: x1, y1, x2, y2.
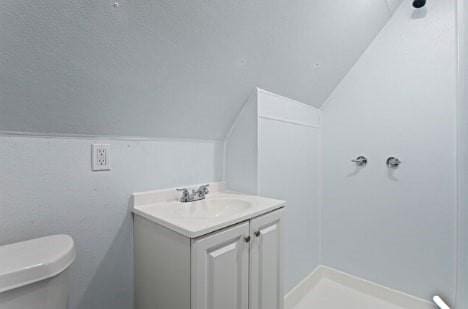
(250, 209, 284, 309)
(192, 222, 250, 309)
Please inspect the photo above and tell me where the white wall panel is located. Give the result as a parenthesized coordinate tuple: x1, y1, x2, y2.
(257, 89, 320, 127)
(225, 88, 321, 293)
(258, 118, 320, 292)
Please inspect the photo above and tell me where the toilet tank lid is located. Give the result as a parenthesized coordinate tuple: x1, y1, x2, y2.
(0, 234, 75, 293)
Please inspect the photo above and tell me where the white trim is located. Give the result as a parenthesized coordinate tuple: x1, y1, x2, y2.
(284, 266, 323, 309)
(256, 88, 315, 109)
(258, 116, 320, 128)
(284, 266, 434, 309)
(256, 88, 321, 127)
(317, 118, 323, 264)
(455, 0, 465, 307)
(0, 130, 223, 143)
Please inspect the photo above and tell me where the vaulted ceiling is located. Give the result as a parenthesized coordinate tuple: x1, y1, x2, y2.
(0, 0, 402, 139)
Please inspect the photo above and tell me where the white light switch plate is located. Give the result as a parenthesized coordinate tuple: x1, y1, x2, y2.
(92, 144, 111, 171)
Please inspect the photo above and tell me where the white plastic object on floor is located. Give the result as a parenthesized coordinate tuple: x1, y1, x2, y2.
(433, 296, 450, 309)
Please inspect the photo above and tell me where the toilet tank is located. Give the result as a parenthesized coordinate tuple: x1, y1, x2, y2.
(0, 235, 75, 309)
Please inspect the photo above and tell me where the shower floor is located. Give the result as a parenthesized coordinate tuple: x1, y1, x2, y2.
(288, 267, 434, 309)
(294, 278, 411, 309)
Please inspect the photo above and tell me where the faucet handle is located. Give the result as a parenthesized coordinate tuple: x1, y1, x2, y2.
(176, 188, 190, 202)
(198, 184, 210, 194)
(351, 156, 368, 167)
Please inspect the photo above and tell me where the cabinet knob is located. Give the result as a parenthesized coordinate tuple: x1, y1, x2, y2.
(254, 231, 261, 237)
(244, 236, 251, 243)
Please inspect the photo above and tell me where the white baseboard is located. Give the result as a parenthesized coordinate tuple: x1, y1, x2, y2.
(284, 266, 324, 309)
(284, 266, 435, 309)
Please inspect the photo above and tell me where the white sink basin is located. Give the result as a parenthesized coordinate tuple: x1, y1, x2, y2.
(132, 186, 285, 238)
(172, 198, 252, 219)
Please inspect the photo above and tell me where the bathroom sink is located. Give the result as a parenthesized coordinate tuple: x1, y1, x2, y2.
(132, 185, 285, 238)
(171, 198, 252, 219)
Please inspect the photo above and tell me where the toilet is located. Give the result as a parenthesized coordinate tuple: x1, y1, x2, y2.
(0, 235, 75, 309)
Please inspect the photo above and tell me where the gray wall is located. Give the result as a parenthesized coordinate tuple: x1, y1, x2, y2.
(0, 134, 223, 309)
(321, 0, 457, 302)
(0, 0, 399, 139)
(457, 0, 468, 307)
(0, 1, 408, 308)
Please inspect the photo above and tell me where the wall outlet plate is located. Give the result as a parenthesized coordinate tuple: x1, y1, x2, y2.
(92, 144, 111, 171)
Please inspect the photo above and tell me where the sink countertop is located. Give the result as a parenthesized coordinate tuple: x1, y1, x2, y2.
(131, 182, 285, 238)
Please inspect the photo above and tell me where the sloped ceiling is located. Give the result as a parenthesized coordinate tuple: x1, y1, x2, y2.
(0, 0, 401, 140)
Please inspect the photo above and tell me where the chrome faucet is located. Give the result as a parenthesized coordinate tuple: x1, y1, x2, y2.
(176, 184, 210, 203)
(176, 188, 192, 203)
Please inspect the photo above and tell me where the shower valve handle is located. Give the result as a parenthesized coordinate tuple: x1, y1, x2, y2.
(352, 156, 368, 167)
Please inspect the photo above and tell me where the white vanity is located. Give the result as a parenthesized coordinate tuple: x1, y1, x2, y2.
(132, 183, 285, 309)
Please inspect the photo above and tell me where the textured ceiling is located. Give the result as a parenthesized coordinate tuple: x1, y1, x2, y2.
(0, 0, 401, 139)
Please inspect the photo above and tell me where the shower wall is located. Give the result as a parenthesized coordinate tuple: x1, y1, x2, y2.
(321, 0, 457, 302)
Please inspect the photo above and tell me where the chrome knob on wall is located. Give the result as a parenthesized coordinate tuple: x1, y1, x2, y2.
(386, 157, 402, 168)
(351, 156, 368, 167)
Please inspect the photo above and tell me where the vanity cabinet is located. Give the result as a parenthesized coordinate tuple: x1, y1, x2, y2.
(191, 222, 250, 309)
(134, 208, 284, 309)
(249, 210, 283, 309)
